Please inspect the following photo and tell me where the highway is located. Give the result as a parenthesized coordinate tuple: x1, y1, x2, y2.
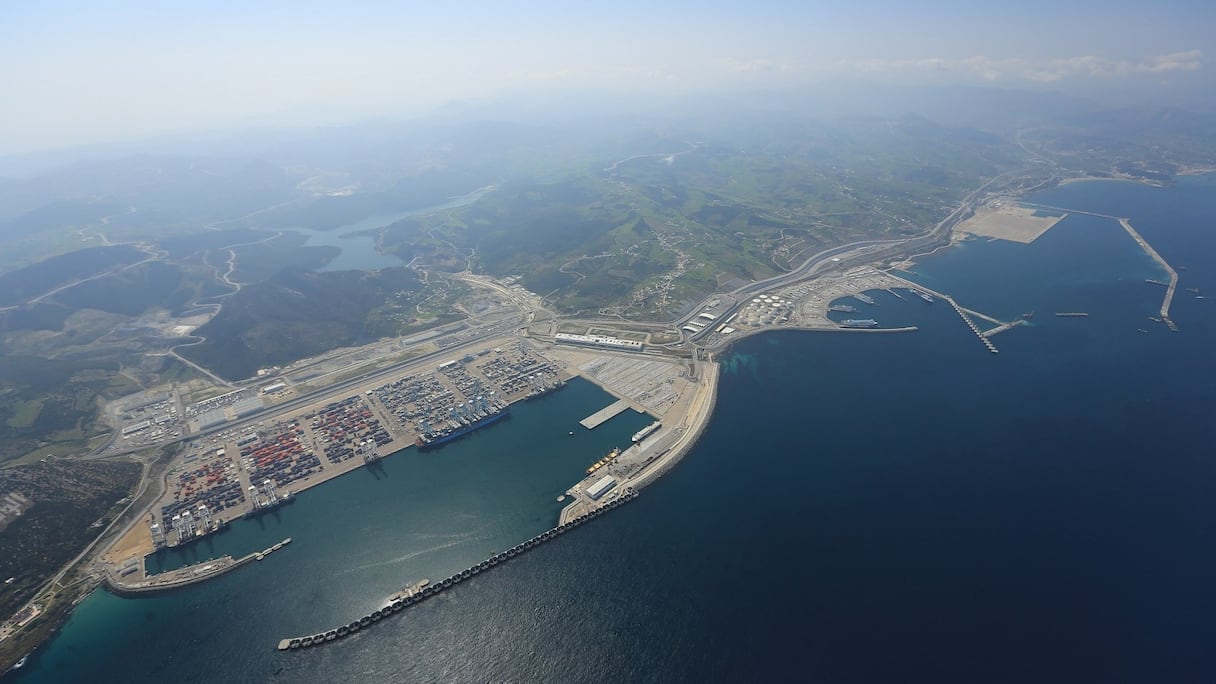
(683, 170, 1014, 347)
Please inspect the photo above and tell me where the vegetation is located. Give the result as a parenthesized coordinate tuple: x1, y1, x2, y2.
(178, 266, 425, 380)
(0, 355, 132, 464)
(0, 458, 141, 617)
(0, 245, 146, 306)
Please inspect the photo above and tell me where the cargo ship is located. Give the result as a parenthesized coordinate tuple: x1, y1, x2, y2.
(416, 408, 510, 449)
(358, 439, 381, 464)
(828, 304, 857, 313)
(840, 319, 879, 328)
(244, 478, 294, 518)
(632, 421, 661, 443)
(167, 507, 230, 549)
(853, 293, 877, 305)
(586, 447, 622, 475)
(525, 379, 566, 401)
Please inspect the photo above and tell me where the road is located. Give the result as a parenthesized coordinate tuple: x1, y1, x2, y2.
(681, 170, 1015, 347)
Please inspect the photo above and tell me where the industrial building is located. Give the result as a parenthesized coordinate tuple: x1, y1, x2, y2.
(554, 333, 644, 352)
(585, 475, 618, 500)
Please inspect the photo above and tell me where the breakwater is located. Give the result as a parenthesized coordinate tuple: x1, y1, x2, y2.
(104, 539, 292, 597)
(275, 488, 639, 651)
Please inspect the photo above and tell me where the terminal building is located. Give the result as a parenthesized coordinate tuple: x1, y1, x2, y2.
(554, 333, 644, 352)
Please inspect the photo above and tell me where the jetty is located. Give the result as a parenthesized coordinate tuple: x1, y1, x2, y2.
(946, 296, 999, 354)
(104, 538, 292, 596)
(579, 398, 634, 429)
(275, 489, 639, 651)
(1119, 218, 1179, 331)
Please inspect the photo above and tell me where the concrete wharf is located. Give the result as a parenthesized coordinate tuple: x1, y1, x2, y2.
(104, 538, 292, 596)
(275, 489, 639, 651)
(579, 398, 635, 429)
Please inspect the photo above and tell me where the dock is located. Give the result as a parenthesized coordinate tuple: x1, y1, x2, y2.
(579, 398, 634, 429)
(275, 489, 639, 651)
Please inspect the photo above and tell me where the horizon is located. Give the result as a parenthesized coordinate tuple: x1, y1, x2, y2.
(2, 0, 1214, 157)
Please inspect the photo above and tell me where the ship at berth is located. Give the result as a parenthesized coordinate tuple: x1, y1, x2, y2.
(632, 421, 661, 443)
(357, 439, 381, 464)
(840, 319, 879, 328)
(244, 479, 295, 518)
(166, 504, 229, 547)
(414, 397, 510, 449)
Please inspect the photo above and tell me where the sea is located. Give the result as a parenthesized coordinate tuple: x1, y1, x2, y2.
(10, 175, 1216, 683)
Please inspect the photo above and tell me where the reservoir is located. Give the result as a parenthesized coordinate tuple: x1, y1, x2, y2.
(290, 185, 496, 272)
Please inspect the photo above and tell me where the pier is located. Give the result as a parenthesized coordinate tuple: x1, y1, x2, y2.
(275, 489, 639, 651)
(946, 296, 999, 354)
(981, 320, 1026, 338)
(579, 398, 635, 429)
(1119, 218, 1179, 331)
(104, 538, 292, 596)
(883, 272, 1013, 351)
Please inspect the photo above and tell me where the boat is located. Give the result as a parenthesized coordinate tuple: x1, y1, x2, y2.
(388, 579, 430, 603)
(853, 293, 876, 305)
(828, 304, 856, 313)
(1055, 312, 1089, 318)
(416, 409, 510, 449)
(10, 655, 27, 671)
(632, 421, 661, 443)
(840, 319, 879, 328)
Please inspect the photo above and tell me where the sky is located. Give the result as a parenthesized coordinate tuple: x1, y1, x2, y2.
(1, 0, 1213, 156)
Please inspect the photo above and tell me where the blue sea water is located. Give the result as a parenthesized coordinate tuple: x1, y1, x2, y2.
(11, 176, 1216, 683)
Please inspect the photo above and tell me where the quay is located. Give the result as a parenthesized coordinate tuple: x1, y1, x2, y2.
(104, 538, 291, 596)
(275, 489, 639, 652)
(579, 398, 636, 429)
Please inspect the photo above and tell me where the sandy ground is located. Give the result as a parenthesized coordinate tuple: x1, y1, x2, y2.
(103, 519, 153, 566)
(956, 204, 1065, 244)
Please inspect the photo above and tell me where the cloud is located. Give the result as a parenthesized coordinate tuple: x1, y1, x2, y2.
(847, 51, 1203, 83)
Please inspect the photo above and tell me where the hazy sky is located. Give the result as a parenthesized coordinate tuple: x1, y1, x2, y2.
(1, 0, 1212, 156)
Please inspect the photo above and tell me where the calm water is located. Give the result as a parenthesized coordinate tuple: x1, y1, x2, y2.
(13, 176, 1216, 683)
